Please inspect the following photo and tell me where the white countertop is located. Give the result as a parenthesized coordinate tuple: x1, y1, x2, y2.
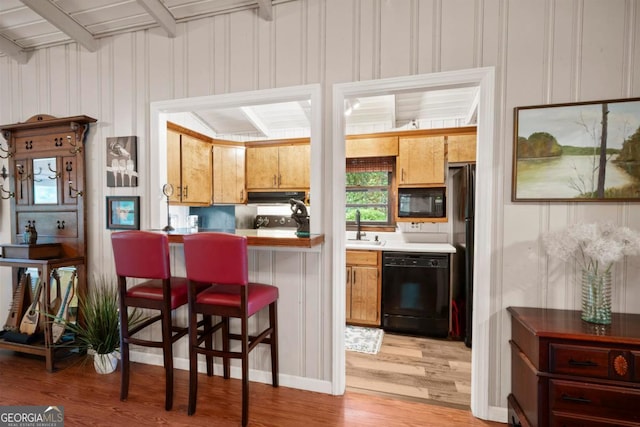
(345, 240, 455, 253)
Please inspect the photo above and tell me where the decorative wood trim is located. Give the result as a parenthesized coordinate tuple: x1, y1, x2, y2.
(244, 137, 310, 147)
(346, 125, 477, 141)
(166, 121, 213, 143)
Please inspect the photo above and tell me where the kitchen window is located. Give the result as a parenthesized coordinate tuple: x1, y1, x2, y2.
(346, 157, 394, 226)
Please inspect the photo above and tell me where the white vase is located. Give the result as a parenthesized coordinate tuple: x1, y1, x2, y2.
(93, 351, 118, 374)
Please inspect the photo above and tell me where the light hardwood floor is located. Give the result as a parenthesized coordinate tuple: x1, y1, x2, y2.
(0, 348, 501, 426)
(346, 331, 472, 409)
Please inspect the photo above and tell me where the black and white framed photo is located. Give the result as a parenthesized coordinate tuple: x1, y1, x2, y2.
(106, 136, 138, 187)
(106, 196, 140, 230)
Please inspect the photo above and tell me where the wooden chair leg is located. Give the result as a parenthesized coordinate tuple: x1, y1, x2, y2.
(204, 315, 213, 376)
(188, 305, 199, 415)
(119, 305, 130, 401)
(241, 315, 249, 427)
(222, 317, 230, 379)
(161, 307, 174, 411)
(270, 302, 279, 387)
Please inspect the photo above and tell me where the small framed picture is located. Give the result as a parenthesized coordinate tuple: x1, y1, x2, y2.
(106, 136, 138, 187)
(106, 196, 140, 230)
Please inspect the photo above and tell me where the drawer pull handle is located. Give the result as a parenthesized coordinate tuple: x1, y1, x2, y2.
(561, 394, 591, 404)
(568, 359, 598, 367)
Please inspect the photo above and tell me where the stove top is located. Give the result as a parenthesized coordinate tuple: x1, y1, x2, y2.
(254, 215, 296, 229)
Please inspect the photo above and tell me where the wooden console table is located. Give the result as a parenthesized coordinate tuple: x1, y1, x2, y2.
(0, 256, 85, 372)
(508, 306, 640, 427)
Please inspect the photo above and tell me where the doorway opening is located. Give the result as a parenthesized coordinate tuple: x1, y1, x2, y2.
(332, 67, 496, 418)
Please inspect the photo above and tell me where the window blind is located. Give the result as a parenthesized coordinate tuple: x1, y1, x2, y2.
(346, 156, 394, 173)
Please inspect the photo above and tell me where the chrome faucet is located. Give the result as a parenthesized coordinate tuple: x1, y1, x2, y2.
(355, 209, 362, 240)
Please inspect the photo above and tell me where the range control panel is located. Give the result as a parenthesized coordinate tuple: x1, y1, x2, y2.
(254, 215, 296, 229)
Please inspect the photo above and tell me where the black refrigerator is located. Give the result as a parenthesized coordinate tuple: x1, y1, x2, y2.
(451, 164, 475, 348)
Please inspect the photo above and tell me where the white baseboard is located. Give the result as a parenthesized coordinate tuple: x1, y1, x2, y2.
(488, 405, 508, 423)
(129, 350, 333, 395)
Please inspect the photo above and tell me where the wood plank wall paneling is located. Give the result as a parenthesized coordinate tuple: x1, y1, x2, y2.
(2, 1, 640, 422)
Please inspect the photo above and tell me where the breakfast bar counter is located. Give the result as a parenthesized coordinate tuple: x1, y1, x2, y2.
(163, 228, 325, 249)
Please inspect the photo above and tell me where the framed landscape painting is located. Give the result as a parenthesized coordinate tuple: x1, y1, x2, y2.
(512, 97, 640, 201)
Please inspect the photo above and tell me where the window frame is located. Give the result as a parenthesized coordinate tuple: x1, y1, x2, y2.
(345, 159, 396, 228)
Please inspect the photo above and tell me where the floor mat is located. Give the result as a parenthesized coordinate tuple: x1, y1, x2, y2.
(345, 325, 384, 354)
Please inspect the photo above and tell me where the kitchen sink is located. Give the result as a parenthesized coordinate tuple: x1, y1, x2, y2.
(346, 238, 384, 246)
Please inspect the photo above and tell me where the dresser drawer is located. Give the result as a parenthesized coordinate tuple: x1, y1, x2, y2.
(14, 133, 76, 154)
(549, 379, 640, 424)
(550, 343, 610, 379)
(550, 413, 635, 426)
(16, 211, 78, 238)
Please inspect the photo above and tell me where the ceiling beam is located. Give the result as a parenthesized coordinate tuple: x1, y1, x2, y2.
(21, 0, 98, 52)
(0, 36, 27, 64)
(136, 0, 176, 38)
(257, 0, 273, 21)
(465, 89, 480, 125)
(241, 106, 270, 138)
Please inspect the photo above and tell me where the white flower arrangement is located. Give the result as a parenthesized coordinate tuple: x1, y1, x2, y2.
(543, 222, 640, 275)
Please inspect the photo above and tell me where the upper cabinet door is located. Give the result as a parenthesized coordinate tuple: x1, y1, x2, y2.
(166, 129, 182, 204)
(447, 134, 476, 164)
(213, 145, 245, 204)
(397, 136, 446, 186)
(246, 146, 279, 190)
(166, 124, 213, 206)
(180, 134, 212, 205)
(278, 144, 310, 189)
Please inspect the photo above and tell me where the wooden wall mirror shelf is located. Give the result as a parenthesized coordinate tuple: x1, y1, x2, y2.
(0, 114, 96, 372)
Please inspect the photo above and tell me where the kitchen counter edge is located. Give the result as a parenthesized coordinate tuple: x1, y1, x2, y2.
(164, 230, 325, 248)
(345, 242, 456, 253)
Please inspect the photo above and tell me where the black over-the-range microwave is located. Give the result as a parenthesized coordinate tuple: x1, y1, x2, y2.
(397, 187, 446, 218)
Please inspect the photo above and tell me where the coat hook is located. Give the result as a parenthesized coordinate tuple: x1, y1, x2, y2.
(68, 180, 83, 198)
(68, 135, 82, 154)
(0, 131, 12, 158)
(48, 162, 61, 179)
(0, 165, 14, 199)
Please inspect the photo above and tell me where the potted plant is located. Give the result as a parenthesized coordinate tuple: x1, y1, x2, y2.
(48, 274, 143, 374)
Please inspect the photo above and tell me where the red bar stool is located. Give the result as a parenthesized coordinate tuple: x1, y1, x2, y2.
(111, 230, 198, 411)
(183, 232, 279, 426)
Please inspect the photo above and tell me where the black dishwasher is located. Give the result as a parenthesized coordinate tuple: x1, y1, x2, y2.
(381, 252, 449, 338)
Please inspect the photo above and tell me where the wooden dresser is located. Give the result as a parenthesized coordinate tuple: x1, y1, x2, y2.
(507, 306, 640, 427)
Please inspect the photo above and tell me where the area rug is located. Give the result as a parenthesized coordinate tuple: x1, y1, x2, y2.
(345, 325, 384, 354)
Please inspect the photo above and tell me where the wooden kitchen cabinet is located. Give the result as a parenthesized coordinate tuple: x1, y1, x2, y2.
(346, 250, 381, 326)
(245, 141, 310, 191)
(213, 144, 245, 204)
(508, 306, 640, 427)
(447, 134, 476, 164)
(397, 135, 446, 186)
(346, 135, 398, 158)
(166, 123, 212, 206)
